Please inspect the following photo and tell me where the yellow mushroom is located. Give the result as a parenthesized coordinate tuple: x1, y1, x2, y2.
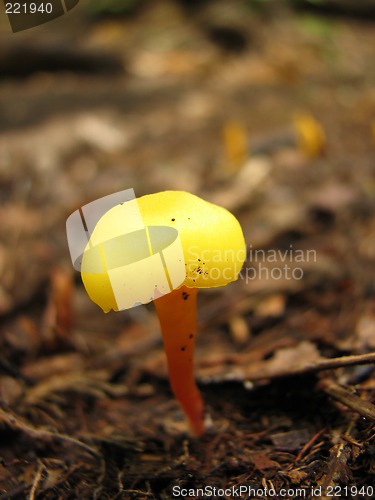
(81, 191, 246, 436)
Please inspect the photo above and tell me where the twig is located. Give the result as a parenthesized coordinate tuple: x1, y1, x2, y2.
(0, 407, 100, 458)
(321, 381, 375, 422)
(203, 351, 375, 383)
(121, 490, 155, 498)
(319, 422, 353, 500)
(293, 427, 326, 464)
(29, 462, 44, 500)
(288, 352, 375, 376)
(254, 351, 375, 381)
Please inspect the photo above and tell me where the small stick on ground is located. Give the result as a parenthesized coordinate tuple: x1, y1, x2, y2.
(203, 351, 375, 383)
(29, 462, 44, 500)
(320, 380, 375, 422)
(0, 407, 100, 458)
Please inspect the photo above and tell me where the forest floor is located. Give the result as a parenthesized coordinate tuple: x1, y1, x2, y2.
(1, 0, 375, 498)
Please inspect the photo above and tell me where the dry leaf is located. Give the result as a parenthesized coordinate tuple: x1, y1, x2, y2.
(271, 429, 311, 452)
(250, 451, 280, 473)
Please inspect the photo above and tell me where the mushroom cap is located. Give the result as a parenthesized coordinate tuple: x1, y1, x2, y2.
(81, 191, 246, 312)
(137, 191, 246, 286)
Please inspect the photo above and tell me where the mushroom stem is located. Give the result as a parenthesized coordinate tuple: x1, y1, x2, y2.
(154, 285, 204, 436)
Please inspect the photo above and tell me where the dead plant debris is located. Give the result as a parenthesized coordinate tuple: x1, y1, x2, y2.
(1, 0, 375, 497)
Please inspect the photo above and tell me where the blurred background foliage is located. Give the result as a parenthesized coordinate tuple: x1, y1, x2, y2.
(83, 0, 375, 18)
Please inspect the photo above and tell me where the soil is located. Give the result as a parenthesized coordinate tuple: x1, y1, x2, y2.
(1, 1, 375, 498)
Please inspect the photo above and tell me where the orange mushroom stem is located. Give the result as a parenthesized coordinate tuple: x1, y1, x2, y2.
(154, 286, 204, 436)
(77, 190, 246, 436)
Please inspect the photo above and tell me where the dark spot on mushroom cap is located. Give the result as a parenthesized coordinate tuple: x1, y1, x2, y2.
(171, 218, 175, 221)
(181, 345, 187, 351)
(189, 334, 194, 339)
(182, 291, 189, 300)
